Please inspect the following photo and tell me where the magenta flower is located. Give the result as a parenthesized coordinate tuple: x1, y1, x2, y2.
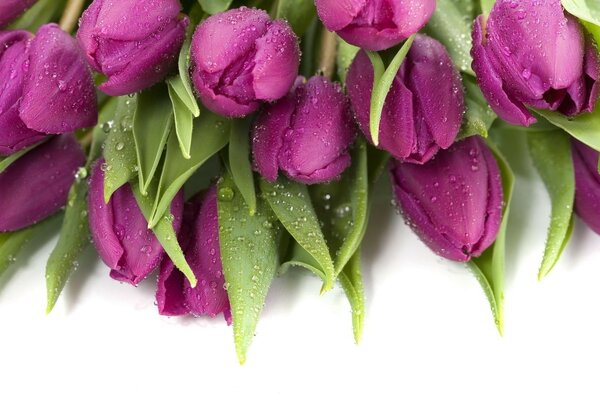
(572, 140, 600, 235)
(0, 25, 98, 156)
(0, 0, 37, 27)
(190, 7, 300, 118)
(471, 0, 600, 126)
(390, 136, 503, 261)
(0, 135, 85, 232)
(88, 160, 184, 285)
(315, 0, 435, 51)
(77, 0, 188, 95)
(252, 76, 356, 184)
(157, 186, 231, 323)
(347, 34, 464, 164)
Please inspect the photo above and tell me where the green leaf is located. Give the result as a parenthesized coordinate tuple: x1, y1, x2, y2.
(133, 84, 174, 195)
(527, 128, 575, 280)
(561, 0, 600, 44)
(198, 0, 232, 14)
(167, 26, 200, 117)
(103, 95, 138, 203)
(168, 83, 194, 160)
(280, 242, 327, 281)
(310, 140, 369, 276)
(260, 177, 335, 292)
(480, 0, 495, 15)
(8, 0, 67, 31)
(458, 74, 497, 140)
(338, 250, 365, 344)
(132, 181, 197, 287)
(272, 0, 316, 36)
(367, 35, 415, 146)
(467, 139, 514, 336)
(536, 108, 600, 153)
(86, 98, 119, 169)
(424, 0, 476, 74)
(228, 119, 257, 216)
(150, 110, 230, 228)
(337, 38, 360, 84)
(0, 139, 46, 174)
(0, 224, 44, 278)
(45, 180, 90, 313)
(217, 172, 281, 364)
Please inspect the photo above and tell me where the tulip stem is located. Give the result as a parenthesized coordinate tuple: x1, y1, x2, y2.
(59, 0, 85, 33)
(317, 29, 338, 79)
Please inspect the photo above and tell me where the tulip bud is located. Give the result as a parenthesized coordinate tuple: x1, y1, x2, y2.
(571, 139, 600, 234)
(347, 34, 464, 164)
(0, 135, 85, 232)
(315, 0, 435, 51)
(190, 7, 300, 118)
(390, 136, 503, 261)
(0, 0, 37, 27)
(77, 0, 188, 96)
(471, 0, 600, 126)
(88, 160, 184, 285)
(0, 25, 98, 156)
(156, 186, 231, 322)
(252, 76, 356, 184)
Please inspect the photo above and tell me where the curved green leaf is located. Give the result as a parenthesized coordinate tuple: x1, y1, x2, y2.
(337, 38, 359, 84)
(167, 25, 200, 117)
(527, 129, 575, 280)
(536, 108, 600, 153)
(272, 0, 316, 36)
(229, 119, 256, 215)
(132, 181, 197, 287)
(260, 177, 335, 292)
(149, 110, 230, 227)
(480, 0, 495, 15)
(458, 74, 497, 140)
(9, 0, 66, 31)
(0, 222, 48, 278)
(561, 0, 600, 44)
(86, 97, 118, 169)
(168, 83, 194, 159)
(133, 84, 174, 195)
(424, 0, 475, 74)
(217, 173, 281, 364)
(280, 242, 327, 281)
(103, 95, 138, 203)
(45, 180, 90, 313)
(338, 250, 365, 344)
(367, 35, 415, 146)
(0, 139, 46, 174)
(198, 0, 232, 14)
(467, 139, 514, 336)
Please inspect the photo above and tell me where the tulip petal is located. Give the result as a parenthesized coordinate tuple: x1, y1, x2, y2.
(572, 140, 600, 234)
(0, 135, 85, 232)
(156, 258, 188, 316)
(20, 24, 97, 133)
(471, 16, 536, 126)
(0, 0, 37, 27)
(315, 0, 366, 31)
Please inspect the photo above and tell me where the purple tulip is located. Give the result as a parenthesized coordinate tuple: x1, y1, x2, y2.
(471, 0, 600, 126)
(252, 76, 356, 184)
(315, 0, 435, 51)
(0, 25, 98, 156)
(571, 140, 600, 235)
(0, 135, 85, 232)
(88, 160, 184, 285)
(77, 0, 188, 96)
(156, 186, 231, 323)
(0, 0, 37, 27)
(390, 136, 503, 261)
(347, 34, 464, 164)
(190, 7, 300, 118)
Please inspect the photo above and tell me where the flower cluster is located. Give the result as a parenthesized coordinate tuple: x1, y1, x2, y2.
(1, 0, 600, 363)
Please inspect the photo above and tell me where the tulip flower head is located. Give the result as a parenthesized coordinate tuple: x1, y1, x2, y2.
(156, 187, 231, 322)
(252, 76, 356, 184)
(572, 140, 600, 235)
(347, 34, 465, 164)
(77, 0, 188, 95)
(315, 0, 436, 51)
(0, 25, 98, 155)
(88, 160, 184, 285)
(471, 0, 600, 126)
(190, 7, 300, 118)
(390, 136, 503, 261)
(0, 135, 85, 232)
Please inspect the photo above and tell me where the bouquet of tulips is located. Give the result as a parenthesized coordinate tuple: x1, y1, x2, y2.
(1, 0, 600, 363)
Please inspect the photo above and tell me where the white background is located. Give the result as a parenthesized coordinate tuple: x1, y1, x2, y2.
(1, 133, 600, 399)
